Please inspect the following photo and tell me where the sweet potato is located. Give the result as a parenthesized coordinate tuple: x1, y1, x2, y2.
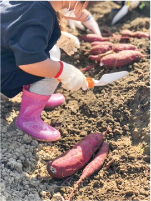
(133, 31, 150, 39)
(121, 30, 150, 39)
(47, 133, 105, 178)
(90, 44, 112, 55)
(112, 43, 137, 52)
(91, 41, 114, 46)
(80, 34, 110, 42)
(89, 55, 100, 61)
(100, 50, 145, 68)
(69, 142, 109, 201)
(111, 33, 130, 40)
(91, 43, 138, 55)
(89, 50, 113, 62)
(121, 30, 133, 37)
(81, 65, 95, 72)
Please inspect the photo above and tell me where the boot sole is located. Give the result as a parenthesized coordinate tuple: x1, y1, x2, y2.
(16, 124, 61, 142)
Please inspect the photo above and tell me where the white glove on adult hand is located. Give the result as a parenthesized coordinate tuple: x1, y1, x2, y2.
(67, 19, 85, 31)
(57, 61, 88, 91)
(127, 1, 140, 11)
(57, 31, 80, 56)
(82, 15, 101, 36)
(67, 16, 101, 36)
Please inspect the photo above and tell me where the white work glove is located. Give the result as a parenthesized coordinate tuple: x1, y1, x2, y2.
(67, 19, 85, 31)
(57, 31, 80, 56)
(82, 15, 101, 36)
(67, 16, 101, 36)
(56, 61, 88, 92)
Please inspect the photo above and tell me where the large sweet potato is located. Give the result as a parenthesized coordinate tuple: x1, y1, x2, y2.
(100, 50, 145, 68)
(47, 133, 104, 178)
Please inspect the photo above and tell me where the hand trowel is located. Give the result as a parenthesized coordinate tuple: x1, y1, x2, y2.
(86, 71, 129, 88)
(112, 1, 131, 25)
(58, 71, 129, 88)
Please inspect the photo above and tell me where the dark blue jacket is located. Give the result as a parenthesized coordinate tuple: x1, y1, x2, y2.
(1, 1, 61, 97)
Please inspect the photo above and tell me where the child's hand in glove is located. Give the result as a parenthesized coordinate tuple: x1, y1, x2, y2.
(55, 61, 88, 92)
(67, 16, 101, 36)
(57, 31, 80, 56)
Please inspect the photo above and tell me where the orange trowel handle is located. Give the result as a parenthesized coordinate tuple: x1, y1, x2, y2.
(86, 77, 95, 88)
(57, 78, 95, 88)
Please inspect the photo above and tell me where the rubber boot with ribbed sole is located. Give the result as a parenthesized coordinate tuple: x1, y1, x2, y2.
(16, 85, 61, 142)
(45, 93, 65, 108)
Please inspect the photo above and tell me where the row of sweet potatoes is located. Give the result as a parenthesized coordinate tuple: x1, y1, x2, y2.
(80, 30, 149, 69)
(80, 29, 150, 42)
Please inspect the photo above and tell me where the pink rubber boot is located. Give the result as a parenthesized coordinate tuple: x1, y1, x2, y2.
(45, 94, 65, 108)
(16, 86, 61, 142)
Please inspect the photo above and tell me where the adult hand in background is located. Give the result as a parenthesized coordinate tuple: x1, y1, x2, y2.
(82, 15, 101, 36)
(67, 19, 85, 31)
(128, 1, 140, 11)
(67, 10, 101, 36)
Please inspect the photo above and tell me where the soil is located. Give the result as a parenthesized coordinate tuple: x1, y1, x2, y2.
(1, 1, 150, 201)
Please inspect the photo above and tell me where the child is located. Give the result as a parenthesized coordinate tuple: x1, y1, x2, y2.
(1, 1, 90, 142)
